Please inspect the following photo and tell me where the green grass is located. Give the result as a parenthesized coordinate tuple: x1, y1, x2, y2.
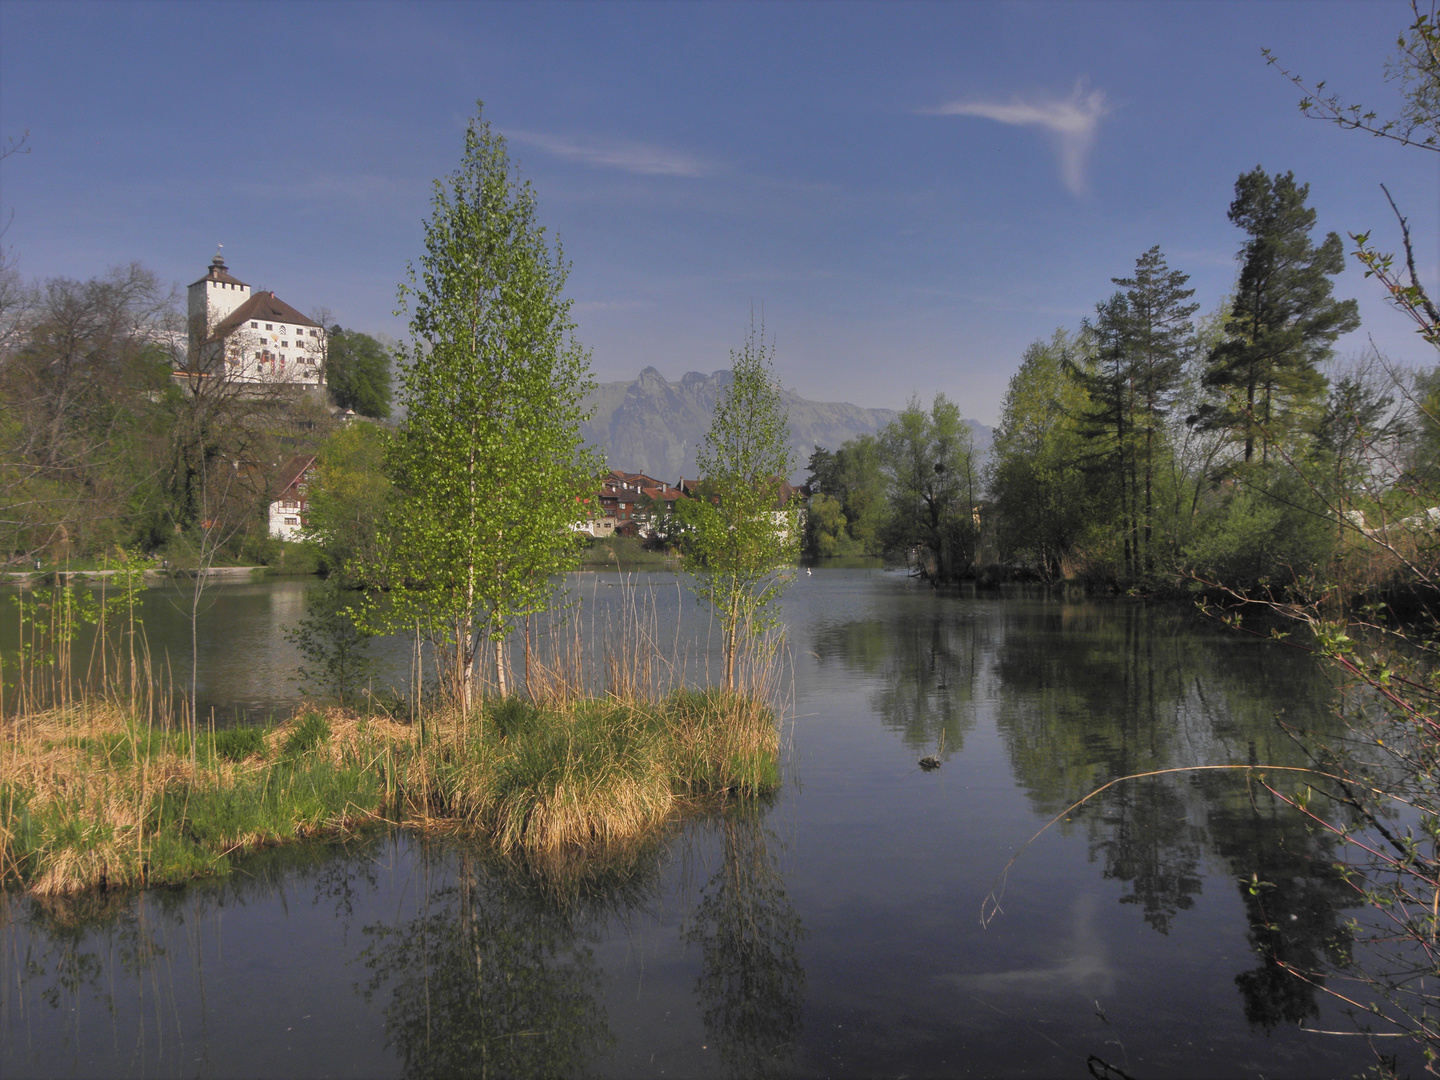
(1, 689, 781, 896)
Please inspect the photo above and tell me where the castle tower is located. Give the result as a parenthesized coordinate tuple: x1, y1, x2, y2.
(186, 251, 250, 366)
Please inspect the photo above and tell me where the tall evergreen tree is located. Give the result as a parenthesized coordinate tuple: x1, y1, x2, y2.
(1202, 167, 1360, 463)
(1116, 247, 1198, 572)
(374, 104, 596, 709)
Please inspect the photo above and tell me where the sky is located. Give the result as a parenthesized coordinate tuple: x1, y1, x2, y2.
(2, 0, 1438, 425)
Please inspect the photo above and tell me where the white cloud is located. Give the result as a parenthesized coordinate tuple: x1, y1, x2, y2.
(924, 82, 1110, 196)
(508, 131, 709, 177)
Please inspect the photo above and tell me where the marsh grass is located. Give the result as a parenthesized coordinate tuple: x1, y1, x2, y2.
(0, 685, 781, 896)
(0, 574, 788, 897)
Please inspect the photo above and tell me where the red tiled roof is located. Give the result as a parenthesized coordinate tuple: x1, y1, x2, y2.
(273, 454, 317, 500)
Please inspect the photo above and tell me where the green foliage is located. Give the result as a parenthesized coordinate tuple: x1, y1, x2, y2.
(681, 320, 798, 689)
(804, 435, 887, 557)
(371, 103, 598, 706)
(1200, 167, 1360, 463)
(325, 326, 394, 419)
(306, 421, 391, 584)
(987, 331, 1097, 579)
(1183, 469, 1334, 588)
(1070, 247, 1199, 578)
(284, 581, 377, 706)
(878, 393, 979, 578)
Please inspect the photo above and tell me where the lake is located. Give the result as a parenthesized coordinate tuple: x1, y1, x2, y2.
(1, 568, 1418, 1077)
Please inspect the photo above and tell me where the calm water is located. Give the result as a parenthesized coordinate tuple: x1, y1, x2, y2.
(1, 569, 1420, 1078)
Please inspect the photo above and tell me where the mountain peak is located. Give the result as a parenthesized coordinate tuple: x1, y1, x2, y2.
(582, 367, 988, 482)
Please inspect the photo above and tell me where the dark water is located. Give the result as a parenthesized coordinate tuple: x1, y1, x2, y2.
(1, 570, 1422, 1077)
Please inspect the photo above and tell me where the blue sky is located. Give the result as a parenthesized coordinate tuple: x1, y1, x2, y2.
(3, 1, 1437, 424)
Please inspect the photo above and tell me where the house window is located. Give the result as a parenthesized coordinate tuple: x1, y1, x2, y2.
(281, 341, 288, 348)
(250, 321, 258, 328)
(285, 517, 299, 526)
(265, 323, 273, 330)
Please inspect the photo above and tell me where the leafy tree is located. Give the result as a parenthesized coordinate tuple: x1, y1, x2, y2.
(373, 104, 596, 708)
(306, 421, 391, 584)
(878, 394, 978, 579)
(804, 492, 847, 558)
(986, 331, 1095, 579)
(803, 437, 886, 558)
(681, 320, 797, 690)
(1201, 168, 1359, 463)
(325, 326, 393, 419)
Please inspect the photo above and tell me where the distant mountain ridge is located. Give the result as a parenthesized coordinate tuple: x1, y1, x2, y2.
(580, 367, 992, 482)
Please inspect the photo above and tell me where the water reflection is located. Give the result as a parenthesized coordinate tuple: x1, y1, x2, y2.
(812, 608, 987, 758)
(358, 841, 648, 1079)
(684, 804, 806, 1079)
(811, 593, 1364, 1034)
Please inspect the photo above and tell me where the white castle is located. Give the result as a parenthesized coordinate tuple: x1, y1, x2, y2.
(186, 253, 326, 388)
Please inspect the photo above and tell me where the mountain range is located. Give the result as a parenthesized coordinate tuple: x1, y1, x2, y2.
(580, 367, 992, 482)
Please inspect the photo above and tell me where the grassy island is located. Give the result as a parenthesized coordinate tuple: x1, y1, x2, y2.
(0, 689, 780, 896)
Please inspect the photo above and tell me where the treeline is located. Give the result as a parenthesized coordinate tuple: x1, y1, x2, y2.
(809, 165, 1440, 595)
(0, 259, 393, 568)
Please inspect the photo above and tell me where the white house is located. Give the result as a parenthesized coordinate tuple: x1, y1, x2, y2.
(187, 253, 326, 388)
(269, 454, 317, 540)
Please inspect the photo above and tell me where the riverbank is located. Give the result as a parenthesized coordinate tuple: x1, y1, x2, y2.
(0, 689, 779, 896)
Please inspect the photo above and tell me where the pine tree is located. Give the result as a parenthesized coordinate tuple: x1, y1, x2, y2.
(1202, 168, 1359, 464)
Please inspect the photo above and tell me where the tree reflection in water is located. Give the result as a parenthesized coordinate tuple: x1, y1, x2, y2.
(814, 595, 1365, 1034)
(684, 803, 806, 1079)
(359, 838, 667, 1079)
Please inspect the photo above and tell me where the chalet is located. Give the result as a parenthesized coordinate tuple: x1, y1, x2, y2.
(268, 454, 317, 540)
(186, 253, 327, 389)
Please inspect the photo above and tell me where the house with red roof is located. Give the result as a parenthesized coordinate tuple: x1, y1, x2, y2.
(268, 454, 317, 540)
(186, 252, 326, 389)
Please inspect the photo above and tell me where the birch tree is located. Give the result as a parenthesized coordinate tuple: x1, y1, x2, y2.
(378, 105, 595, 710)
(681, 321, 797, 690)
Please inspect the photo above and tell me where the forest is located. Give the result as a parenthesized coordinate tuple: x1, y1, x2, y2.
(805, 165, 1440, 600)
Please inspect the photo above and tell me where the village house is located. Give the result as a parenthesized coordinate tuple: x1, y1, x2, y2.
(573, 470, 688, 538)
(186, 253, 327, 390)
(268, 454, 317, 540)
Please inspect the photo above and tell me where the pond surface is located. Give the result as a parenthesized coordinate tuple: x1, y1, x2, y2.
(1, 569, 1421, 1077)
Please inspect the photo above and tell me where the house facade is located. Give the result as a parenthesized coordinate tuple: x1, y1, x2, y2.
(268, 454, 317, 540)
(186, 253, 326, 388)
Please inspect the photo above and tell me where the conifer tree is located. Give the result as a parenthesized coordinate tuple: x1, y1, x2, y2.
(1202, 168, 1359, 464)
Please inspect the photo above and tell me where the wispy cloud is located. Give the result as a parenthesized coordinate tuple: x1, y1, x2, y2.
(508, 131, 709, 177)
(923, 82, 1110, 196)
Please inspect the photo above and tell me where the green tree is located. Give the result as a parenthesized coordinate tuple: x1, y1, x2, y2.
(681, 320, 797, 690)
(1071, 248, 1198, 577)
(325, 326, 393, 419)
(986, 331, 1095, 579)
(1201, 168, 1359, 464)
(306, 421, 391, 584)
(374, 104, 596, 709)
(878, 394, 978, 580)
